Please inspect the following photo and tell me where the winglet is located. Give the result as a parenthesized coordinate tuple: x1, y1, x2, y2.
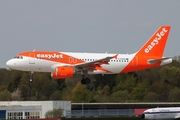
(113, 54, 118, 59)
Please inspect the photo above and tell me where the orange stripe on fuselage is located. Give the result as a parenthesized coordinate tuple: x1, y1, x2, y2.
(121, 56, 162, 73)
(18, 51, 85, 64)
(18, 51, 112, 73)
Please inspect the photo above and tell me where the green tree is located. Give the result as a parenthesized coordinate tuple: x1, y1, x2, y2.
(144, 92, 158, 102)
(0, 90, 12, 101)
(50, 90, 63, 100)
(111, 90, 129, 102)
(168, 87, 180, 102)
(93, 87, 105, 102)
(8, 70, 22, 92)
(71, 82, 89, 102)
(0, 68, 10, 85)
(130, 83, 146, 101)
(45, 109, 63, 118)
(18, 72, 53, 100)
(113, 73, 137, 93)
(93, 74, 116, 90)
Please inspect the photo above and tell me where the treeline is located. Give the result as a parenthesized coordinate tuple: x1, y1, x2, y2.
(1, 58, 180, 102)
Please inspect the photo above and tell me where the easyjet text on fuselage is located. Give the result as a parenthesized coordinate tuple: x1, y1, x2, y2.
(36, 53, 63, 59)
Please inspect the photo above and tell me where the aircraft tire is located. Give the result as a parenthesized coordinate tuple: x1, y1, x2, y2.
(85, 78, 91, 84)
(81, 78, 91, 84)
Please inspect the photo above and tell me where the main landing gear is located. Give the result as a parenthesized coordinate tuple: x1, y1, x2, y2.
(81, 76, 91, 84)
(81, 71, 91, 84)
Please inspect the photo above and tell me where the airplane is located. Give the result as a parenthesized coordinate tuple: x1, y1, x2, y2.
(141, 107, 180, 120)
(6, 26, 172, 84)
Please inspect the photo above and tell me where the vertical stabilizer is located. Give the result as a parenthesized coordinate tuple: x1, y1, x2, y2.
(137, 26, 171, 57)
(121, 26, 171, 73)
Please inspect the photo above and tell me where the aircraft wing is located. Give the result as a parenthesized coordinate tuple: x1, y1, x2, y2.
(74, 54, 118, 70)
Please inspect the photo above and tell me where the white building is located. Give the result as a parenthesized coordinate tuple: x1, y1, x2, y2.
(0, 101, 71, 119)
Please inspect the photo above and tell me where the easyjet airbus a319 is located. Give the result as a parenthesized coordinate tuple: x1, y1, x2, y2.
(6, 26, 172, 84)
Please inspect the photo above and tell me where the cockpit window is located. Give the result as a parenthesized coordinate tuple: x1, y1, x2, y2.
(14, 56, 23, 59)
(144, 112, 150, 114)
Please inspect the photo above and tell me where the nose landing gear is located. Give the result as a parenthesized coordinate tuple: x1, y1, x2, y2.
(29, 71, 34, 82)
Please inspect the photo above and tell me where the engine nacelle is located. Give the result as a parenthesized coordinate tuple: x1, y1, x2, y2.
(51, 67, 75, 79)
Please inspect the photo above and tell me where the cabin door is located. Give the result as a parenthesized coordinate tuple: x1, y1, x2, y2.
(29, 53, 35, 64)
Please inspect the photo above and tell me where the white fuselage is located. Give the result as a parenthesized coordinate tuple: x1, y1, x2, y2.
(6, 52, 135, 74)
(142, 107, 180, 120)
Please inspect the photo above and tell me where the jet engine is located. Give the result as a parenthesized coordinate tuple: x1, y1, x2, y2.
(51, 67, 75, 79)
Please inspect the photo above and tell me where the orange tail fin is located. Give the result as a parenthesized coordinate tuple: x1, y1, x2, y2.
(137, 26, 171, 57)
(121, 26, 171, 73)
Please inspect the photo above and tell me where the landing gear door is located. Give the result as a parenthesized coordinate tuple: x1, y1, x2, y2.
(29, 53, 35, 64)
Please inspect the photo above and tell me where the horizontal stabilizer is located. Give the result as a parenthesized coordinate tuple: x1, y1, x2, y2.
(148, 57, 172, 64)
(175, 115, 180, 119)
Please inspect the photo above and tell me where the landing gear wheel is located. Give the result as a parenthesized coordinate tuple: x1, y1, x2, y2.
(81, 78, 91, 84)
(81, 78, 85, 84)
(81, 70, 91, 84)
(30, 77, 33, 82)
(85, 78, 91, 84)
(29, 71, 34, 82)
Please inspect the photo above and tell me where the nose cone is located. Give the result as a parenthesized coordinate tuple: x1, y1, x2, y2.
(6, 59, 15, 68)
(140, 114, 145, 119)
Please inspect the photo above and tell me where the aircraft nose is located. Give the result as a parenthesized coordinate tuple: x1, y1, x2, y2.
(6, 59, 15, 68)
(140, 114, 145, 119)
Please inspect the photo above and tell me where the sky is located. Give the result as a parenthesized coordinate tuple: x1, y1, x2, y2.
(0, 0, 180, 68)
